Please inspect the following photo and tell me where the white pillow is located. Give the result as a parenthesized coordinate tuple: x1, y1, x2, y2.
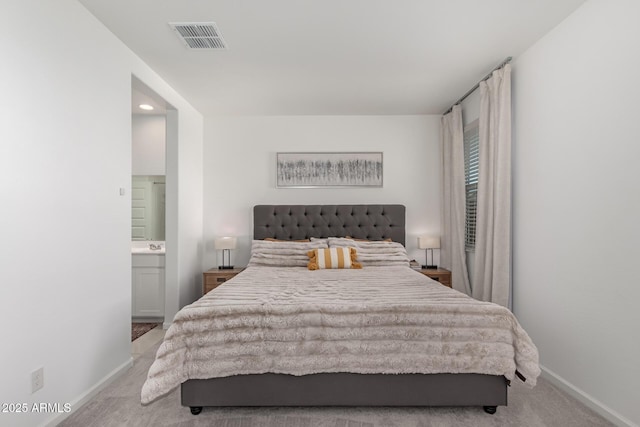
(328, 237, 410, 267)
(248, 239, 329, 267)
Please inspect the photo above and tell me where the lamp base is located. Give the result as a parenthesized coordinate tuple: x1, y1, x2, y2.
(218, 265, 235, 270)
(423, 265, 438, 270)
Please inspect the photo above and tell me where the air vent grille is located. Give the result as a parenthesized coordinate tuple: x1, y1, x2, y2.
(169, 22, 227, 49)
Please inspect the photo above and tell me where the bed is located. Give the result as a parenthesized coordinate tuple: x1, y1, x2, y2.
(141, 204, 539, 415)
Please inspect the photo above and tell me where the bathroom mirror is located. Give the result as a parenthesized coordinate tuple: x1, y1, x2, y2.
(132, 175, 165, 241)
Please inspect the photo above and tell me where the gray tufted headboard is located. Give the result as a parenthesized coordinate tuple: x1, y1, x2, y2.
(253, 205, 406, 246)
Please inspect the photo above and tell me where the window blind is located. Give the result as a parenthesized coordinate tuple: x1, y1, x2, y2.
(464, 120, 479, 249)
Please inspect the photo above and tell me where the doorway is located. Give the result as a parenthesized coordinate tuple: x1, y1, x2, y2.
(130, 76, 171, 352)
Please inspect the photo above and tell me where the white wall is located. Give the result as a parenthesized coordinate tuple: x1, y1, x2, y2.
(171, 109, 205, 309)
(204, 115, 441, 269)
(132, 114, 166, 175)
(0, 1, 203, 426)
(512, 1, 640, 425)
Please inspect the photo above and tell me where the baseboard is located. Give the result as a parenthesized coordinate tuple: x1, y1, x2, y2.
(540, 365, 637, 427)
(162, 320, 172, 330)
(40, 357, 134, 427)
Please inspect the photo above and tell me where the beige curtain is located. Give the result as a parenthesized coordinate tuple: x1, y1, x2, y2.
(472, 64, 511, 307)
(441, 105, 471, 295)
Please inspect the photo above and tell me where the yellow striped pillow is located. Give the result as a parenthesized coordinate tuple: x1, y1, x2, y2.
(307, 247, 362, 270)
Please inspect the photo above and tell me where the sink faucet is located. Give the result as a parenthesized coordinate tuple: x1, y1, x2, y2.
(149, 243, 162, 250)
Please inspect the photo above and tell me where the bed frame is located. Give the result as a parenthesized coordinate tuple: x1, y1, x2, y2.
(182, 204, 508, 414)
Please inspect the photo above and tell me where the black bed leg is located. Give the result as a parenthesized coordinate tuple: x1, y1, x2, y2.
(483, 406, 497, 414)
(190, 406, 203, 415)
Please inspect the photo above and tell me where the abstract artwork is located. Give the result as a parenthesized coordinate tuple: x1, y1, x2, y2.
(276, 152, 383, 188)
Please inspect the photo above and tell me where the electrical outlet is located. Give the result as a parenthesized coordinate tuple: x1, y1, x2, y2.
(31, 367, 44, 393)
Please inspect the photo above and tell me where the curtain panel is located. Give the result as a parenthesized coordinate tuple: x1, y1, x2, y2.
(440, 105, 471, 295)
(471, 64, 512, 308)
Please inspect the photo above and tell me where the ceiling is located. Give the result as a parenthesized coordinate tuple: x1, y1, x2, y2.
(80, 0, 585, 116)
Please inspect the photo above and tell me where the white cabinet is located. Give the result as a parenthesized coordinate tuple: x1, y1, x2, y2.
(132, 254, 165, 319)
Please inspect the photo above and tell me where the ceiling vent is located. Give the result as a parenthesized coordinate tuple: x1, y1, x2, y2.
(169, 22, 227, 49)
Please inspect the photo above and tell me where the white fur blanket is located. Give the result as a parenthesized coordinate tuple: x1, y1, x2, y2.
(141, 266, 539, 404)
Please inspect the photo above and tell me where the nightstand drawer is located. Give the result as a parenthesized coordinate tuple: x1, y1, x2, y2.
(419, 268, 452, 288)
(203, 268, 245, 295)
(205, 273, 236, 285)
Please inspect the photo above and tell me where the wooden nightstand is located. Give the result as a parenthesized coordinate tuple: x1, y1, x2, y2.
(419, 267, 452, 288)
(203, 268, 245, 295)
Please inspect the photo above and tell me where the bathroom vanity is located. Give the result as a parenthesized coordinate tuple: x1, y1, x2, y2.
(131, 242, 165, 321)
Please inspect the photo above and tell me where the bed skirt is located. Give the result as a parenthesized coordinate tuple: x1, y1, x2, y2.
(181, 373, 508, 408)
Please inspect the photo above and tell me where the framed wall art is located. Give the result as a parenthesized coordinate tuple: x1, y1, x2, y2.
(276, 152, 383, 188)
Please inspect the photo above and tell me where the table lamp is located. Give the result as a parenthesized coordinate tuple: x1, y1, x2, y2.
(215, 237, 237, 270)
(418, 235, 440, 269)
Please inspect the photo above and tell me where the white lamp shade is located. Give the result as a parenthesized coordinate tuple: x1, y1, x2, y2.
(214, 237, 237, 250)
(418, 236, 440, 249)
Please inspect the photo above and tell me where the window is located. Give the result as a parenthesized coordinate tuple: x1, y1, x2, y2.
(464, 120, 479, 250)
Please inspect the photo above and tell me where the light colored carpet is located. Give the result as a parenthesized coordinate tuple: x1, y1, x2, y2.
(60, 340, 612, 427)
